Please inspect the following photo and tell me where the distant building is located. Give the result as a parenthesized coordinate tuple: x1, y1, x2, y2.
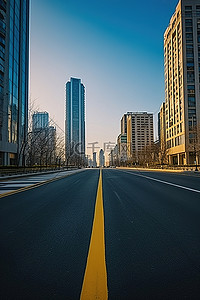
(164, 0, 200, 165)
(48, 126, 57, 164)
(32, 112, 49, 131)
(65, 77, 85, 159)
(30, 112, 56, 166)
(99, 149, 105, 167)
(109, 145, 118, 166)
(88, 158, 93, 168)
(126, 112, 154, 162)
(0, 0, 30, 165)
(93, 152, 97, 168)
(117, 134, 127, 163)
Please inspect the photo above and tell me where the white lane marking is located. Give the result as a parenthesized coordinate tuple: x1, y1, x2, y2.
(122, 171, 200, 194)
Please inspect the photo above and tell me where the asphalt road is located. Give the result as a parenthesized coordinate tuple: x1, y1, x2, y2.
(0, 168, 200, 299)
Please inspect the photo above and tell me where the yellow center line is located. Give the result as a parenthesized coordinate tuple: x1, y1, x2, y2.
(80, 169, 108, 300)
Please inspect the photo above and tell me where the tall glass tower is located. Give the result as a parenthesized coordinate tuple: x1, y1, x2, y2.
(0, 0, 29, 166)
(65, 77, 85, 159)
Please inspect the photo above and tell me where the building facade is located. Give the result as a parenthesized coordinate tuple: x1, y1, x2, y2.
(164, 0, 200, 165)
(65, 77, 85, 159)
(126, 112, 154, 163)
(0, 0, 29, 166)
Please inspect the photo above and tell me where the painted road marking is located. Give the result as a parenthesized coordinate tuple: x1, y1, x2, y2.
(80, 169, 108, 300)
(123, 171, 200, 194)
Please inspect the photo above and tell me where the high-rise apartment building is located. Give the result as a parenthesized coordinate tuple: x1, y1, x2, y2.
(126, 112, 154, 162)
(0, 0, 29, 165)
(164, 0, 200, 165)
(65, 77, 85, 158)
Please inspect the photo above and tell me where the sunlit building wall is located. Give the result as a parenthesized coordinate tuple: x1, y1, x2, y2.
(164, 0, 200, 165)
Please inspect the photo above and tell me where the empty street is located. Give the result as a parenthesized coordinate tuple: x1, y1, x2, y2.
(0, 169, 200, 299)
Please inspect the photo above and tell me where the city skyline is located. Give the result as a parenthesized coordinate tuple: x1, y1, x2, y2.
(30, 0, 180, 152)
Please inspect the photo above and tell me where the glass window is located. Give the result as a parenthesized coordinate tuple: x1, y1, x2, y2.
(188, 85, 195, 95)
(186, 33, 193, 42)
(185, 11, 192, 17)
(185, 19, 192, 26)
(187, 72, 195, 82)
(197, 33, 200, 43)
(188, 96, 196, 107)
(186, 27, 193, 32)
(186, 48, 194, 58)
(188, 109, 196, 119)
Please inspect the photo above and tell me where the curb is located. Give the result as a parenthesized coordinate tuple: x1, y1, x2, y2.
(117, 167, 198, 174)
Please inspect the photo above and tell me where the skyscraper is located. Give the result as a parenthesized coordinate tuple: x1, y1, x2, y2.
(65, 77, 85, 159)
(0, 0, 30, 166)
(164, 0, 200, 165)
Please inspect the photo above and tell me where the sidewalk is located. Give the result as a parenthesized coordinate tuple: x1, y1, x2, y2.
(117, 167, 200, 176)
(0, 168, 80, 181)
(0, 168, 85, 197)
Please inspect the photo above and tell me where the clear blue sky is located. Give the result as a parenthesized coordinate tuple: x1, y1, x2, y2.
(30, 0, 179, 155)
